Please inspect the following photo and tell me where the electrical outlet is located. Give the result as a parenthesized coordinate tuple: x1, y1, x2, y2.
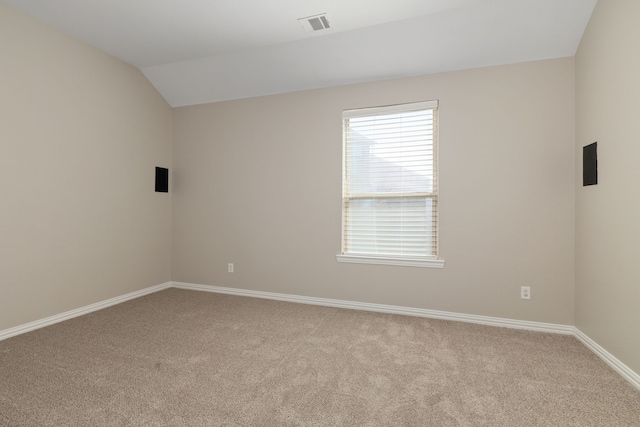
(228, 263, 234, 273)
(521, 286, 530, 300)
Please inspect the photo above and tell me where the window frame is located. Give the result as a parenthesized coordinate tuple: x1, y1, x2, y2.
(337, 100, 444, 268)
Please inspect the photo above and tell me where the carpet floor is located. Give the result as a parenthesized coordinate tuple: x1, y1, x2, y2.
(0, 288, 639, 426)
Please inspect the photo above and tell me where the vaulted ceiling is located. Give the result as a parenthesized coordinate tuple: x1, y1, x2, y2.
(3, 0, 597, 106)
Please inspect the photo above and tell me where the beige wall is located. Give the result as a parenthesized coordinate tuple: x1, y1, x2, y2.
(0, 4, 172, 331)
(575, 0, 640, 374)
(172, 58, 576, 325)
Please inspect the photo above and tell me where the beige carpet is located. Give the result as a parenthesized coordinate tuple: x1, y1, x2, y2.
(0, 288, 638, 426)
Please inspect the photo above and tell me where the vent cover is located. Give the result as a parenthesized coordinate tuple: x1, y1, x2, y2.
(298, 13, 331, 33)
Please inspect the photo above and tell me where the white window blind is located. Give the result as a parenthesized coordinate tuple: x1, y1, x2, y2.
(341, 100, 439, 260)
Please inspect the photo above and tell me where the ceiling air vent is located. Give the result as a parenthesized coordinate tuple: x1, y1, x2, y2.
(298, 13, 331, 33)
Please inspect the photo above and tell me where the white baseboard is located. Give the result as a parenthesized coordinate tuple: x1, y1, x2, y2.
(0, 282, 172, 341)
(573, 328, 640, 390)
(171, 281, 575, 335)
(2, 280, 638, 391)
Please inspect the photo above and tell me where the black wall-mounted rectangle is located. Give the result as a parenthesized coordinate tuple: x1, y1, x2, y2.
(583, 142, 598, 186)
(155, 167, 169, 193)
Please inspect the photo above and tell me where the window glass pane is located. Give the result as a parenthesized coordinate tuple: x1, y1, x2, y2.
(346, 109, 434, 195)
(345, 197, 435, 257)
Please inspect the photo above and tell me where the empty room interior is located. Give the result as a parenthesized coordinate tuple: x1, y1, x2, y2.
(1, 0, 639, 425)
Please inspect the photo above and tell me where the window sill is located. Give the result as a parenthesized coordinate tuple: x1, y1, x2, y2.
(336, 254, 445, 268)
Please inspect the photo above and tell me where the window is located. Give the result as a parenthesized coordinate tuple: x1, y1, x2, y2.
(337, 100, 444, 268)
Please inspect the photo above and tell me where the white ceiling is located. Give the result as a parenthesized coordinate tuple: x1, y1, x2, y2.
(3, 0, 597, 107)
